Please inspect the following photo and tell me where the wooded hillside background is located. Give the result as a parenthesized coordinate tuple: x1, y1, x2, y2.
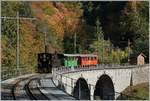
(2, 1, 149, 71)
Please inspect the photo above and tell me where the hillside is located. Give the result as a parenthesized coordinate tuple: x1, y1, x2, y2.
(1, 1, 149, 71)
(31, 2, 81, 38)
(117, 82, 149, 100)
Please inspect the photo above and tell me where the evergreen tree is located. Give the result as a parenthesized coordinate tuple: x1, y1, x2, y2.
(120, 1, 149, 62)
(96, 18, 104, 40)
(90, 18, 109, 63)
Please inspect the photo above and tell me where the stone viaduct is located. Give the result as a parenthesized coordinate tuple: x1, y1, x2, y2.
(52, 64, 149, 100)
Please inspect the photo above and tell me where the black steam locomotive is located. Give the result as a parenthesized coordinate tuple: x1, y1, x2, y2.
(37, 53, 63, 73)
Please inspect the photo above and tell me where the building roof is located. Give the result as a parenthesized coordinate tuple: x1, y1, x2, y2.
(139, 53, 146, 57)
(63, 54, 98, 57)
(130, 52, 146, 58)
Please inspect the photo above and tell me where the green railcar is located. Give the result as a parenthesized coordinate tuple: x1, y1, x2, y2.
(64, 59, 68, 67)
(63, 54, 78, 68)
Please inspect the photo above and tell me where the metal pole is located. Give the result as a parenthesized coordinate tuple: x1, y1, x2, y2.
(102, 40, 104, 64)
(16, 12, 19, 71)
(74, 32, 76, 54)
(44, 32, 47, 53)
(128, 39, 131, 64)
(1, 13, 36, 74)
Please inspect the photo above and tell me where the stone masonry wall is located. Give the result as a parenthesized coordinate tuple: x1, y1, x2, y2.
(132, 65, 149, 85)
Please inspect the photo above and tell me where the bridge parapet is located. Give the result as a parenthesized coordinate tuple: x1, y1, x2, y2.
(1, 66, 34, 81)
(53, 64, 149, 74)
(52, 64, 149, 100)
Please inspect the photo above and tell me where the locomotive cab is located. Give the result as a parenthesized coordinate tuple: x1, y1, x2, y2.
(38, 53, 52, 73)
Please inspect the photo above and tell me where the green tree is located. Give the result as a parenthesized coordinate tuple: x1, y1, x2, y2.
(90, 18, 110, 63)
(132, 38, 149, 63)
(96, 18, 104, 40)
(120, 1, 149, 62)
(1, 1, 32, 67)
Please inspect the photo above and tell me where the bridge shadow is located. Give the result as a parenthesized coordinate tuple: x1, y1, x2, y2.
(94, 74, 115, 100)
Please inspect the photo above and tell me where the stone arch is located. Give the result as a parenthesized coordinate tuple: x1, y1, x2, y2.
(94, 74, 115, 100)
(72, 77, 90, 100)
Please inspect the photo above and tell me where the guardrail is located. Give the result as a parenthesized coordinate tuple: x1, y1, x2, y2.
(52, 64, 149, 75)
(1, 66, 34, 81)
(52, 65, 147, 100)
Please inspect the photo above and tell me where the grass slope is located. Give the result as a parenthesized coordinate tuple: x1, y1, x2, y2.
(119, 82, 149, 100)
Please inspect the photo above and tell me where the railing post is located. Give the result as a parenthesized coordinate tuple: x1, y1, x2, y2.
(71, 78, 73, 91)
(65, 76, 67, 88)
(60, 74, 62, 89)
(89, 84, 91, 100)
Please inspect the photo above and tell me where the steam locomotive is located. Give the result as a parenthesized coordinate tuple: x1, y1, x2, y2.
(38, 52, 98, 73)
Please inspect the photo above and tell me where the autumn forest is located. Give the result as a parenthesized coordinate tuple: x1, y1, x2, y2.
(1, 1, 149, 71)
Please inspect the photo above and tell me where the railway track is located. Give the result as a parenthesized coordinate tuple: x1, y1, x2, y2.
(12, 77, 31, 100)
(25, 78, 49, 100)
(1, 74, 75, 100)
(1, 74, 37, 100)
(12, 74, 49, 100)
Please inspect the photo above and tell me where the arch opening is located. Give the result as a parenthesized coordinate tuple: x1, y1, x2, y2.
(72, 78, 90, 100)
(94, 74, 115, 100)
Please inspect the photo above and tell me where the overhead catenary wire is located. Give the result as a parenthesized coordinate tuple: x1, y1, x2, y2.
(1, 11, 36, 72)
